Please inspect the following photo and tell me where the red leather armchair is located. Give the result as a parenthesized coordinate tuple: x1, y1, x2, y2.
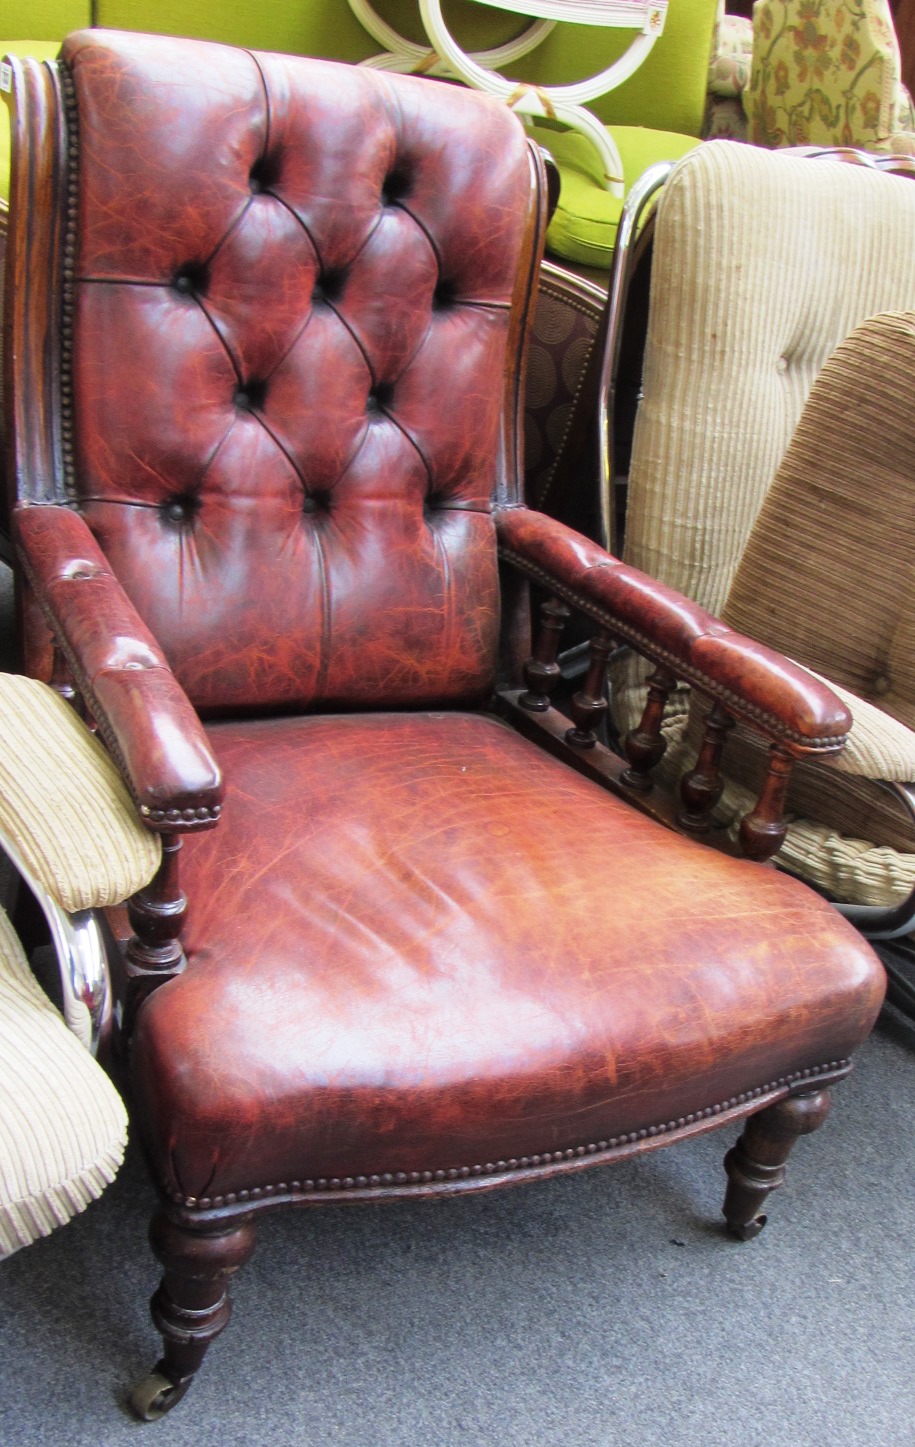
(4, 31, 885, 1419)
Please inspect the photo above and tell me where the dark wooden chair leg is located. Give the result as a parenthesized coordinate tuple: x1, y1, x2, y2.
(129, 1209, 257, 1421)
(722, 1089, 832, 1241)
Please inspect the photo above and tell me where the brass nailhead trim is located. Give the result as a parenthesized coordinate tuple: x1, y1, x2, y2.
(59, 63, 80, 506)
(171, 1060, 849, 1209)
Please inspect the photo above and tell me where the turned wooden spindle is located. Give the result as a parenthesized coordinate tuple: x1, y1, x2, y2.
(621, 664, 677, 792)
(738, 746, 794, 861)
(130, 1212, 258, 1420)
(722, 1089, 832, 1240)
(519, 597, 571, 712)
(566, 632, 614, 748)
(678, 702, 735, 832)
(124, 833, 188, 1033)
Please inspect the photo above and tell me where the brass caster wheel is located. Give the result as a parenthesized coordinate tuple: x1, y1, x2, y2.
(727, 1213, 767, 1242)
(128, 1369, 191, 1421)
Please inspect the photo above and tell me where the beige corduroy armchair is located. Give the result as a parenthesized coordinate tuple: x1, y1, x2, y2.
(610, 141, 915, 965)
(0, 673, 160, 1257)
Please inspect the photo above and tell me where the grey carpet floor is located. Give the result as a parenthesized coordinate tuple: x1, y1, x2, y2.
(1, 1020, 914, 1447)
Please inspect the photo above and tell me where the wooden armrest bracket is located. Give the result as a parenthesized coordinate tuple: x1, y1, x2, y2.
(123, 834, 188, 1037)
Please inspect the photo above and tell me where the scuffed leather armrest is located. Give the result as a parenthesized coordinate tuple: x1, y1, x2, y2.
(496, 508, 850, 758)
(14, 506, 222, 831)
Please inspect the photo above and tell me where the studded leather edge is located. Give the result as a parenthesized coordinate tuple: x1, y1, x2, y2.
(166, 1058, 851, 1210)
(58, 60, 80, 506)
(498, 547, 848, 753)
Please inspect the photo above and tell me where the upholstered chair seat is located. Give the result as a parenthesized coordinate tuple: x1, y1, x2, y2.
(134, 709, 873, 1209)
(5, 32, 885, 1419)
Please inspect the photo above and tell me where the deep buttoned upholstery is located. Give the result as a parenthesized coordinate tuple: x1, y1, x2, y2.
(6, 32, 885, 1416)
(67, 33, 530, 714)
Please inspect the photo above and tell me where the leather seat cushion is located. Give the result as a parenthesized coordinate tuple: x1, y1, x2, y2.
(131, 712, 884, 1204)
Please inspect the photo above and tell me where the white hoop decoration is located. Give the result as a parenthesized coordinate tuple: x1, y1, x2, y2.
(417, 0, 667, 190)
(348, 0, 556, 75)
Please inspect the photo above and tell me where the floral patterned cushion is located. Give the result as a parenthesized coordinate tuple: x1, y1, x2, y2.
(708, 12, 753, 98)
(746, 0, 906, 149)
(703, 94, 750, 140)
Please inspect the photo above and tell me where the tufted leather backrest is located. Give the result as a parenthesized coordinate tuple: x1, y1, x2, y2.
(59, 31, 542, 715)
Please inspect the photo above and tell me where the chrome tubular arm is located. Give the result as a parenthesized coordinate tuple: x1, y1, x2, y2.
(835, 782, 915, 940)
(597, 158, 674, 553)
(0, 831, 112, 1057)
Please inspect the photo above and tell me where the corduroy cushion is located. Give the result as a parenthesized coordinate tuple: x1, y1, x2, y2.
(0, 907, 127, 1257)
(621, 143, 915, 620)
(0, 674, 161, 911)
(613, 154, 915, 911)
(620, 312, 915, 910)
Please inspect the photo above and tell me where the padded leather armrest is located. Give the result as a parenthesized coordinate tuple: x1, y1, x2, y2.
(496, 507, 850, 756)
(13, 506, 223, 831)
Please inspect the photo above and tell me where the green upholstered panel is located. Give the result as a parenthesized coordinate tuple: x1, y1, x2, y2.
(514, 0, 719, 137)
(93, 1, 523, 60)
(4, 2, 716, 135)
(94, 0, 375, 57)
(531, 123, 699, 266)
(2, 2, 90, 42)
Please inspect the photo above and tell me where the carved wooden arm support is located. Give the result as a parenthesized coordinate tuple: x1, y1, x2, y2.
(13, 505, 223, 833)
(495, 507, 852, 861)
(496, 507, 850, 752)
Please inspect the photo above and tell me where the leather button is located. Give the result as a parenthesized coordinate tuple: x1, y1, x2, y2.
(381, 167, 410, 205)
(163, 495, 199, 524)
(433, 279, 457, 310)
(367, 382, 394, 414)
(173, 264, 207, 297)
(249, 154, 279, 193)
(313, 270, 344, 305)
(235, 381, 266, 412)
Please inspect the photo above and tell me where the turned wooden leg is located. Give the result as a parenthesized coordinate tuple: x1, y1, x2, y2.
(128, 1209, 257, 1420)
(722, 1089, 832, 1241)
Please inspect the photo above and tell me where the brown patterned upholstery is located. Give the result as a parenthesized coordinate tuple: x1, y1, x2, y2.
(5, 33, 885, 1418)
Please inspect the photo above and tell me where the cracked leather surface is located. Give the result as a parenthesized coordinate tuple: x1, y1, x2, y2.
(62, 31, 532, 714)
(133, 713, 884, 1199)
(25, 33, 884, 1206)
